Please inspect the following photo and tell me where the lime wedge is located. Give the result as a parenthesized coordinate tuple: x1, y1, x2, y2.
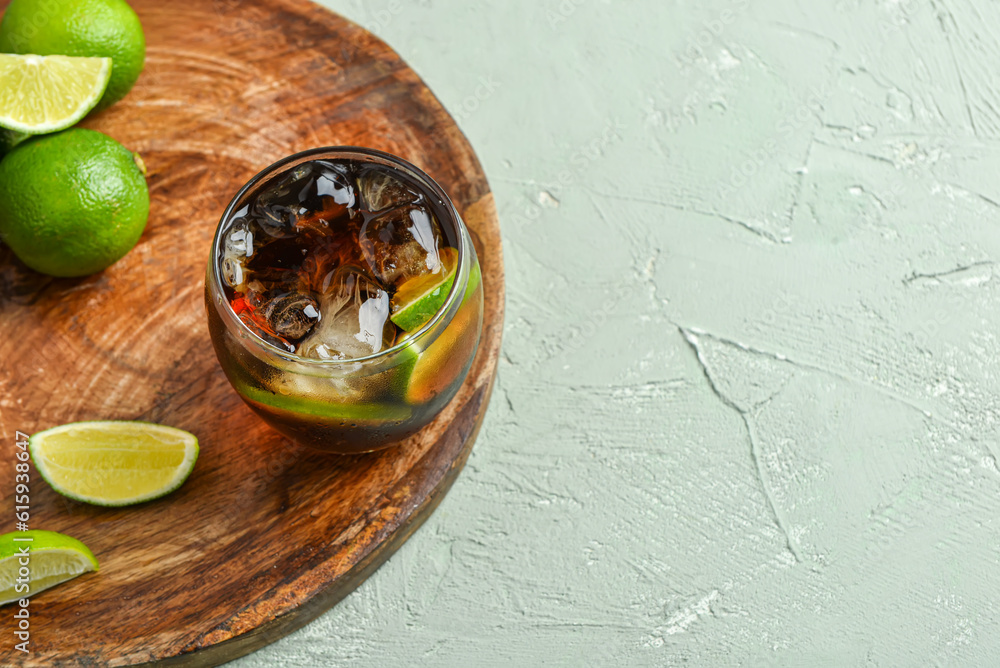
(462, 252, 482, 301)
(0, 530, 98, 606)
(239, 382, 412, 424)
(29, 421, 199, 507)
(390, 247, 459, 332)
(0, 54, 111, 134)
(404, 258, 483, 405)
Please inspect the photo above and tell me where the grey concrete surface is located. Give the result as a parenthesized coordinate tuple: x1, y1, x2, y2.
(234, 0, 1000, 665)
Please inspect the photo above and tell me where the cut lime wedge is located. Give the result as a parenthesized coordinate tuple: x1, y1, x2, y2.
(0, 530, 98, 606)
(0, 54, 111, 134)
(390, 247, 459, 332)
(29, 421, 199, 507)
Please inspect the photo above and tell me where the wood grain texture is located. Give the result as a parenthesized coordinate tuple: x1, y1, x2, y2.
(0, 0, 504, 665)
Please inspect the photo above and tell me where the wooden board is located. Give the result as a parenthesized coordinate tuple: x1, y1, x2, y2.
(0, 0, 504, 665)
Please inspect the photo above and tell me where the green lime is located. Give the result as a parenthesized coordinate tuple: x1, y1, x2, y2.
(463, 253, 483, 301)
(29, 421, 199, 507)
(400, 257, 482, 405)
(390, 247, 459, 332)
(0, 0, 146, 111)
(0, 530, 98, 605)
(239, 380, 412, 424)
(0, 54, 110, 134)
(0, 128, 149, 277)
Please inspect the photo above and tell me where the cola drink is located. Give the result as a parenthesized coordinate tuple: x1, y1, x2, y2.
(206, 149, 484, 454)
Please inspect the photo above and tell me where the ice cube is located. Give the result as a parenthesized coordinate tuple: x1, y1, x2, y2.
(225, 217, 255, 256)
(240, 316, 294, 352)
(257, 292, 321, 340)
(358, 205, 444, 287)
(298, 267, 395, 360)
(221, 218, 255, 290)
(237, 303, 297, 353)
(240, 235, 306, 295)
(312, 160, 356, 207)
(252, 162, 356, 237)
(221, 255, 244, 290)
(357, 168, 420, 212)
(252, 164, 313, 237)
(289, 218, 366, 294)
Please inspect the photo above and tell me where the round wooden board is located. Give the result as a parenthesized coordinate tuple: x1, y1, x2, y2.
(0, 1, 503, 665)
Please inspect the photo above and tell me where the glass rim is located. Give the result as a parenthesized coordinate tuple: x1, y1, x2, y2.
(208, 145, 470, 366)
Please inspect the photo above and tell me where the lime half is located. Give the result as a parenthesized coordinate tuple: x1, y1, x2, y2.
(0, 54, 111, 134)
(390, 247, 459, 332)
(0, 530, 98, 605)
(29, 421, 199, 507)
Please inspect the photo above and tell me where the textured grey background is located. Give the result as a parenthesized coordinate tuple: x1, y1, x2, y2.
(235, 0, 1000, 665)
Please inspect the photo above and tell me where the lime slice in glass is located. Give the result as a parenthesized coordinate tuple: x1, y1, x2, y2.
(29, 421, 199, 507)
(400, 258, 483, 405)
(239, 381, 412, 424)
(0, 530, 98, 605)
(390, 247, 459, 332)
(0, 54, 111, 134)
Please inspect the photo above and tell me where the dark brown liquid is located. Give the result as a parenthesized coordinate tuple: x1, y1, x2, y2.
(218, 160, 458, 357)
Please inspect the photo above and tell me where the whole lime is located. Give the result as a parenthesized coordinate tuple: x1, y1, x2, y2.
(0, 0, 146, 111)
(0, 128, 149, 277)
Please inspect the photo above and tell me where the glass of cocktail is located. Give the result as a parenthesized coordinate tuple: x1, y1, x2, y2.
(205, 147, 483, 454)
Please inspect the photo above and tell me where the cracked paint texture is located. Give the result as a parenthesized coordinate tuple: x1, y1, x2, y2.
(233, 0, 1000, 666)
